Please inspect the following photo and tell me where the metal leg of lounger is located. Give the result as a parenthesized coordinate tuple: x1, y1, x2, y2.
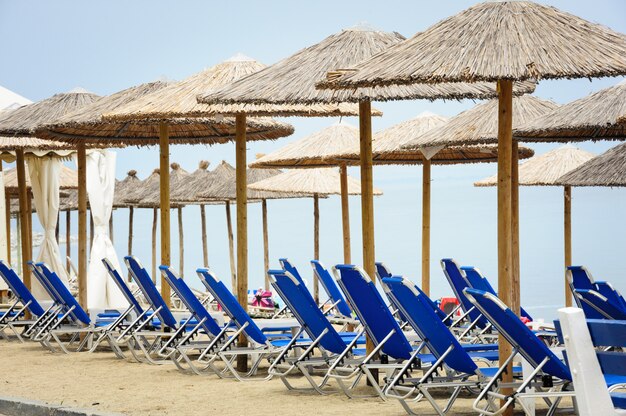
(24, 304, 60, 338)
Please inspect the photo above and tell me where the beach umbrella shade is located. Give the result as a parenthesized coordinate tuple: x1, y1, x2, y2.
(0, 89, 99, 299)
(113, 170, 142, 270)
(249, 167, 381, 301)
(318, 2, 626, 393)
(557, 142, 626, 187)
(37, 63, 292, 308)
(475, 146, 596, 306)
(196, 26, 536, 366)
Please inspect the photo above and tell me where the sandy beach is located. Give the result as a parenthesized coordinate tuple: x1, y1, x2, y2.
(0, 341, 572, 415)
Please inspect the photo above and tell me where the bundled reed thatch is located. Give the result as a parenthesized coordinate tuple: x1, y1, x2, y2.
(318, 2, 626, 90)
(3, 165, 78, 194)
(250, 121, 359, 168)
(123, 169, 162, 207)
(113, 170, 142, 208)
(198, 27, 535, 114)
(405, 96, 559, 149)
(135, 163, 189, 207)
(0, 136, 75, 152)
(0, 89, 100, 136)
(38, 80, 293, 146)
(515, 81, 626, 142)
(556, 143, 626, 187)
(170, 160, 215, 204)
(248, 168, 382, 196)
(475, 146, 596, 187)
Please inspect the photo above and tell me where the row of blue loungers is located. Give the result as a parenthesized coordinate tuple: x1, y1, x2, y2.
(1, 257, 624, 415)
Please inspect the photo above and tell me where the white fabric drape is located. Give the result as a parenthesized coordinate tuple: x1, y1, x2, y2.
(27, 156, 69, 299)
(85, 150, 126, 310)
(0, 170, 7, 290)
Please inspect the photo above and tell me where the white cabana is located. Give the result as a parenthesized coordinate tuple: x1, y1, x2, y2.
(27, 156, 69, 298)
(85, 150, 126, 309)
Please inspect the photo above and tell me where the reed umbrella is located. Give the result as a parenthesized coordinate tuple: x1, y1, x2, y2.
(318, 3, 626, 388)
(557, 143, 626, 187)
(0, 88, 99, 297)
(41, 59, 293, 308)
(475, 146, 596, 306)
(249, 167, 381, 302)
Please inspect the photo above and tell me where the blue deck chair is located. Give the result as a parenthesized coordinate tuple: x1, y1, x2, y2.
(123, 256, 182, 364)
(268, 269, 365, 394)
(556, 310, 626, 415)
(0, 260, 46, 341)
(462, 266, 533, 321)
(574, 289, 626, 320)
(197, 267, 301, 381)
(383, 276, 514, 416)
(463, 288, 626, 416)
(310, 260, 352, 318)
(279, 258, 306, 285)
(567, 266, 606, 318)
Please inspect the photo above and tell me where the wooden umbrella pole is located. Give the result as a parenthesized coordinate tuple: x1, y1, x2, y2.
(339, 164, 351, 264)
(65, 210, 70, 271)
(511, 140, 520, 316)
(16, 151, 31, 289)
(128, 206, 134, 256)
(159, 123, 171, 306)
(421, 160, 431, 296)
(262, 199, 270, 290)
(225, 201, 236, 288)
(564, 185, 572, 307)
(16, 216, 22, 275)
(313, 194, 320, 303)
(77, 143, 88, 310)
(496, 80, 514, 412)
(5, 194, 11, 265)
(26, 194, 32, 257)
(151, 208, 158, 283)
(235, 113, 248, 372)
(200, 204, 208, 266)
(178, 206, 184, 278)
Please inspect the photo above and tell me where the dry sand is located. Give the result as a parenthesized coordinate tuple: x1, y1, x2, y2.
(0, 342, 565, 415)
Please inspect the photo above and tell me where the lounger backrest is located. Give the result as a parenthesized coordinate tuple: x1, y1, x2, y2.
(196, 268, 267, 345)
(594, 281, 626, 312)
(384, 276, 478, 375)
(124, 256, 177, 329)
(441, 259, 488, 328)
(462, 266, 533, 321)
(279, 258, 305, 285)
(574, 289, 626, 320)
(269, 269, 348, 354)
(102, 258, 144, 316)
(29, 262, 62, 305)
(310, 260, 352, 317)
(36, 263, 90, 325)
(0, 260, 45, 316)
(568, 266, 596, 290)
(335, 264, 413, 360)
(159, 265, 221, 336)
(464, 288, 571, 381)
(557, 309, 626, 415)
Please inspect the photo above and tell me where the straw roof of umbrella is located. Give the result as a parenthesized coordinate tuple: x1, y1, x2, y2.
(514, 81, 626, 142)
(250, 121, 360, 168)
(0, 88, 100, 137)
(556, 142, 626, 187)
(170, 160, 214, 204)
(404, 95, 559, 149)
(113, 170, 142, 208)
(123, 168, 164, 208)
(475, 146, 596, 187)
(319, 2, 626, 90)
(3, 165, 78, 192)
(133, 163, 190, 207)
(38, 79, 293, 146)
(198, 27, 535, 115)
(249, 168, 382, 196)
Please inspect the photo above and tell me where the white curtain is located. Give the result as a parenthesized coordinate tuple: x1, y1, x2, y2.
(0, 170, 7, 290)
(85, 150, 126, 310)
(27, 156, 69, 299)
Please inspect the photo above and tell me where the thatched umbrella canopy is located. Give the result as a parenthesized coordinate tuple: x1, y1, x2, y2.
(3, 164, 78, 194)
(476, 146, 595, 306)
(515, 81, 626, 142)
(0, 88, 101, 304)
(316, 2, 626, 379)
(112, 170, 142, 266)
(249, 168, 381, 301)
(557, 142, 626, 187)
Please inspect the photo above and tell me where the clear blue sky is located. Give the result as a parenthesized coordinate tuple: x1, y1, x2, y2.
(1, 0, 625, 318)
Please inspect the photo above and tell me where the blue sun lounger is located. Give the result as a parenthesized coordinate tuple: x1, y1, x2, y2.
(568, 266, 626, 317)
(574, 289, 626, 320)
(310, 260, 353, 319)
(0, 260, 46, 341)
(197, 267, 303, 381)
(383, 276, 515, 416)
(441, 259, 490, 332)
(464, 288, 626, 416)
